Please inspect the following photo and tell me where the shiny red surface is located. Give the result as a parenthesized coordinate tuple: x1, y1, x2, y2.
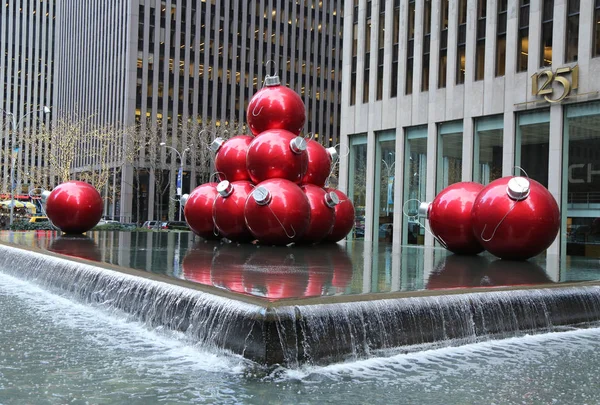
(214, 135, 253, 182)
(48, 235, 102, 261)
(471, 177, 560, 260)
(181, 243, 217, 285)
(299, 184, 336, 244)
(244, 178, 311, 245)
(428, 182, 485, 255)
(323, 188, 355, 243)
(184, 183, 220, 239)
(301, 140, 332, 187)
(211, 246, 252, 294)
(213, 181, 254, 242)
(246, 129, 308, 184)
(45, 181, 104, 234)
(246, 84, 306, 136)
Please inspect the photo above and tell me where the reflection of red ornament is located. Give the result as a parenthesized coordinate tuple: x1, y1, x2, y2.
(45, 181, 103, 234)
(48, 234, 102, 262)
(244, 179, 311, 245)
(211, 245, 253, 294)
(422, 182, 485, 255)
(426, 255, 489, 289)
(323, 188, 355, 243)
(211, 135, 253, 182)
(213, 180, 254, 242)
(485, 259, 552, 286)
(299, 184, 338, 244)
(471, 177, 560, 260)
(246, 74, 306, 136)
(184, 183, 219, 239)
(246, 129, 308, 184)
(301, 140, 337, 187)
(181, 242, 221, 285)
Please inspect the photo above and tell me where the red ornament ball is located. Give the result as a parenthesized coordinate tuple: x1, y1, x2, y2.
(299, 184, 339, 244)
(45, 181, 103, 234)
(323, 188, 355, 243)
(425, 182, 485, 255)
(301, 140, 336, 187)
(212, 135, 253, 182)
(471, 176, 560, 260)
(213, 180, 254, 242)
(246, 77, 306, 136)
(246, 129, 308, 184)
(184, 182, 220, 240)
(244, 178, 311, 245)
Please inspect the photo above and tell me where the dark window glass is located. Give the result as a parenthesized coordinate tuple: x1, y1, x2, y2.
(566, 0, 579, 62)
(540, 0, 554, 67)
(496, 0, 507, 76)
(595, 0, 600, 57)
(517, 0, 530, 72)
(391, 4, 400, 97)
(406, 0, 416, 94)
(456, 0, 467, 84)
(439, 0, 449, 88)
(475, 0, 486, 81)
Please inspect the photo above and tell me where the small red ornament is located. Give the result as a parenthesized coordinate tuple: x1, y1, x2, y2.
(420, 182, 485, 255)
(246, 129, 308, 184)
(299, 184, 339, 244)
(45, 180, 104, 234)
(322, 188, 355, 243)
(183, 182, 220, 239)
(244, 178, 311, 245)
(471, 176, 560, 260)
(211, 135, 253, 182)
(213, 180, 254, 242)
(301, 140, 337, 187)
(246, 72, 306, 136)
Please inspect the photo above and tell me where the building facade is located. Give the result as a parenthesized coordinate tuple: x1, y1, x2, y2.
(52, 0, 344, 223)
(340, 0, 600, 258)
(0, 0, 55, 195)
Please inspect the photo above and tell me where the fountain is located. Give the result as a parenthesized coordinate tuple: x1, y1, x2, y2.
(1, 230, 600, 368)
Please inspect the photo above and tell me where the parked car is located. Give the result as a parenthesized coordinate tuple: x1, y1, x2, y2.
(97, 219, 120, 226)
(164, 221, 190, 230)
(29, 216, 49, 223)
(142, 220, 162, 229)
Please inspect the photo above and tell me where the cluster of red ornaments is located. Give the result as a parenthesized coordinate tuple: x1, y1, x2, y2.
(420, 177, 560, 260)
(184, 73, 355, 246)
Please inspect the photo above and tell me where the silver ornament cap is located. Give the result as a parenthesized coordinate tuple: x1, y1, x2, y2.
(324, 191, 340, 208)
(216, 180, 233, 197)
(506, 177, 530, 201)
(209, 137, 225, 153)
(253, 186, 272, 205)
(289, 137, 307, 154)
(418, 202, 431, 219)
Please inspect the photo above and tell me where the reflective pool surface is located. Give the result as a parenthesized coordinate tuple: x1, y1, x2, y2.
(0, 231, 599, 301)
(1, 271, 599, 404)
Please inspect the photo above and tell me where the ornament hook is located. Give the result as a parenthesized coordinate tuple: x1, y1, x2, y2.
(210, 172, 227, 183)
(513, 166, 530, 178)
(480, 201, 519, 242)
(402, 199, 448, 249)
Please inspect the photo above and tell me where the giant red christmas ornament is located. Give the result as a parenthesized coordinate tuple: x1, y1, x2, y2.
(419, 182, 485, 255)
(299, 184, 339, 244)
(244, 178, 311, 245)
(471, 176, 560, 260)
(301, 140, 337, 187)
(213, 180, 254, 242)
(323, 188, 355, 243)
(45, 181, 103, 234)
(246, 129, 308, 184)
(211, 135, 253, 182)
(246, 72, 306, 136)
(183, 182, 220, 239)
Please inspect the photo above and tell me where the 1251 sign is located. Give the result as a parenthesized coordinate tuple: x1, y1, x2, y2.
(531, 65, 579, 103)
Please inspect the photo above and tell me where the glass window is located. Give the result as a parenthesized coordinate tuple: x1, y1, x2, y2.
(374, 132, 396, 243)
(376, 0, 386, 100)
(456, 0, 467, 84)
(516, 110, 550, 188)
(403, 127, 428, 245)
(475, 0, 486, 81)
(565, 0, 579, 63)
(437, 121, 463, 193)
(406, 0, 416, 94)
(563, 103, 600, 258)
(594, 0, 600, 57)
(439, 0, 449, 88)
(364, 1, 372, 103)
(349, 135, 368, 240)
(474, 116, 503, 185)
(351, 5, 358, 105)
(540, 0, 554, 67)
(517, 0, 530, 72)
(496, 0, 507, 76)
(422, 0, 432, 91)
(391, 3, 400, 97)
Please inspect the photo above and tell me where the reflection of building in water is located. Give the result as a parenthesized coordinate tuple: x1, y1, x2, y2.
(340, 0, 600, 258)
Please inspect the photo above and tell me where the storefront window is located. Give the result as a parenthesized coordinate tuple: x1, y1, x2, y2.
(403, 127, 427, 245)
(348, 135, 368, 240)
(474, 116, 503, 185)
(563, 103, 600, 258)
(437, 121, 463, 193)
(374, 131, 396, 242)
(516, 110, 550, 187)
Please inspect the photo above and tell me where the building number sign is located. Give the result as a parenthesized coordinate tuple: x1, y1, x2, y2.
(531, 65, 578, 103)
